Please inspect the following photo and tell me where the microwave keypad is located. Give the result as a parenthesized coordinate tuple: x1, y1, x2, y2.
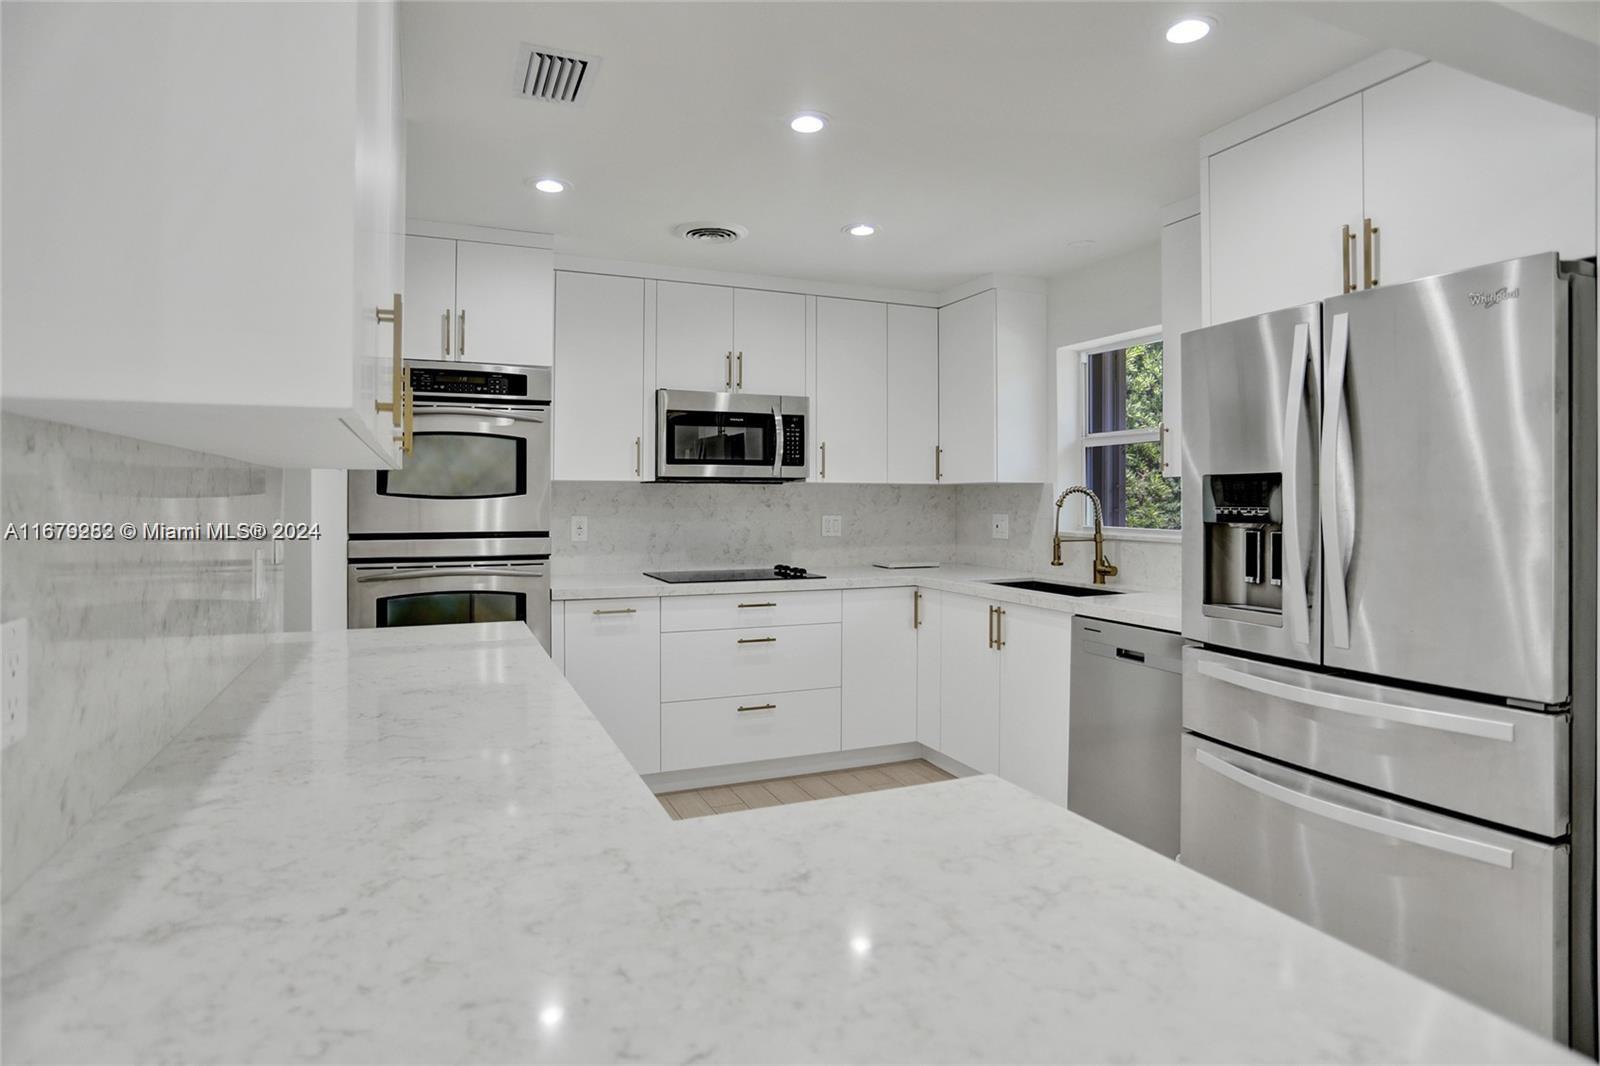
(782, 417, 806, 467)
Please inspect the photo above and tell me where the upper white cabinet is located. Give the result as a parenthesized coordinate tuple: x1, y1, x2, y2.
(553, 271, 646, 481)
(841, 588, 918, 749)
(1159, 209, 1201, 476)
(1361, 63, 1597, 288)
(654, 282, 805, 394)
(938, 289, 1047, 483)
(816, 298, 888, 483)
(886, 305, 941, 484)
(404, 234, 552, 366)
(1205, 61, 1597, 324)
(2, 1, 405, 469)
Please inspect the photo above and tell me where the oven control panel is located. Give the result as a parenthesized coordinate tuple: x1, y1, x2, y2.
(409, 367, 528, 398)
(782, 416, 806, 467)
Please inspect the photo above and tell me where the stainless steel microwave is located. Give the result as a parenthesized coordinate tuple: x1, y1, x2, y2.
(656, 389, 809, 482)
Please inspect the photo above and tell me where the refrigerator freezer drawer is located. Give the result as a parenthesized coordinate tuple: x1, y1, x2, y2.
(1182, 734, 1569, 1040)
(1184, 646, 1569, 837)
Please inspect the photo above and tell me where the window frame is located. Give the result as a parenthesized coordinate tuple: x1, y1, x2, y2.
(1060, 325, 1180, 538)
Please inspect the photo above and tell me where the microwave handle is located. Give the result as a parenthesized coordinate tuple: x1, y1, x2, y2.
(355, 567, 544, 583)
(772, 404, 783, 479)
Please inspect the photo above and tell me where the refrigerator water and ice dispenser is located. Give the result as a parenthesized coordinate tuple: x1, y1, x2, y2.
(1202, 473, 1285, 623)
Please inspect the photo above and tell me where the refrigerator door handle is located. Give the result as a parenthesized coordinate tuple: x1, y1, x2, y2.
(1321, 311, 1352, 649)
(1193, 748, 1515, 868)
(1280, 321, 1312, 646)
(1195, 659, 1516, 741)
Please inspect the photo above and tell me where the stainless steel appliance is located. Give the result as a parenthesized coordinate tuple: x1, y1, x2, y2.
(656, 389, 809, 482)
(643, 565, 824, 584)
(349, 361, 551, 648)
(1179, 253, 1596, 1046)
(1067, 618, 1184, 857)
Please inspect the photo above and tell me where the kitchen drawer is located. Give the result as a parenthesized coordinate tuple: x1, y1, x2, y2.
(661, 687, 841, 772)
(661, 623, 841, 702)
(660, 589, 842, 632)
(1183, 646, 1569, 836)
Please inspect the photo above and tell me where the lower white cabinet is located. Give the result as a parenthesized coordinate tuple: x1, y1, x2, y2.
(662, 688, 842, 773)
(562, 599, 662, 774)
(914, 589, 942, 748)
(996, 604, 1073, 806)
(938, 594, 1002, 774)
(841, 588, 918, 749)
(661, 623, 842, 702)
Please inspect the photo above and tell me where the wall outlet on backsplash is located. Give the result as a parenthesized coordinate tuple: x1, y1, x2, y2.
(570, 515, 589, 542)
(821, 515, 842, 537)
(991, 514, 1009, 539)
(2, 618, 29, 750)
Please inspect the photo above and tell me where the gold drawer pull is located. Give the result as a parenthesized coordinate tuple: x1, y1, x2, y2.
(737, 601, 777, 608)
(592, 607, 637, 616)
(737, 703, 776, 713)
(737, 636, 777, 644)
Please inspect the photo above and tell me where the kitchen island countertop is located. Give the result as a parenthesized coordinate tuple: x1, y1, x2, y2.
(1, 622, 1574, 1064)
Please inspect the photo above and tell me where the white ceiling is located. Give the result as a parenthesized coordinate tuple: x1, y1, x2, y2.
(401, 2, 1377, 292)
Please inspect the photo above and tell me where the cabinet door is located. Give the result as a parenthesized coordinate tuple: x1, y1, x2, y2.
(816, 297, 888, 483)
(886, 305, 940, 483)
(1363, 63, 1596, 288)
(997, 604, 1073, 807)
(563, 599, 661, 774)
(656, 281, 734, 391)
(915, 588, 942, 749)
(733, 288, 807, 395)
(841, 587, 918, 749)
(453, 241, 553, 366)
(1159, 213, 1201, 476)
(553, 272, 645, 481)
(937, 291, 997, 483)
(403, 235, 457, 361)
(1207, 95, 1363, 324)
(938, 594, 1000, 773)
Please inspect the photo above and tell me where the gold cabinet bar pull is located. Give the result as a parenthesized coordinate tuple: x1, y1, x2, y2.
(820, 441, 827, 479)
(725, 352, 733, 389)
(935, 445, 943, 481)
(913, 589, 922, 629)
(592, 607, 637, 616)
(737, 636, 777, 644)
(737, 601, 777, 608)
(441, 309, 452, 355)
(736, 703, 777, 713)
(987, 605, 997, 649)
(374, 293, 403, 429)
(1341, 224, 1356, 294)
(736, 351, 743, 389)
(634, 436, 641, 478)
(457, 309, 467, 355)
(996, 607, 1006, 648)
(1362, 218, 1379, 289)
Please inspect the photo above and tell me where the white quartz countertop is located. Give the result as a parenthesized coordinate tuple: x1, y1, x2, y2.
(2, 623, 1574, 1064)
(552, 563, 1183, 632)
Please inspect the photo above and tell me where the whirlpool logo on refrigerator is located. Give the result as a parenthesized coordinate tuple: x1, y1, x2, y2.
(1467, 286, 1520, 309)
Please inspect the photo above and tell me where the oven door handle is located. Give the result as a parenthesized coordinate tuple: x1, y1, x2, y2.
(355, 568, 544, 583)
(412, 407, 547, 425)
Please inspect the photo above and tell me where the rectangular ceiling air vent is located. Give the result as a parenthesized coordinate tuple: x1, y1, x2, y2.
(514, 43, 597, 106)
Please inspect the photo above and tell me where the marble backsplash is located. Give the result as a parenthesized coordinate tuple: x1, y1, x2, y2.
(0, 415, 284, 898)
(551, 481, 1182, 591)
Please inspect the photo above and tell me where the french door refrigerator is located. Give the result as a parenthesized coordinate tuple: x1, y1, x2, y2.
(1179, 253, 1596, 1047)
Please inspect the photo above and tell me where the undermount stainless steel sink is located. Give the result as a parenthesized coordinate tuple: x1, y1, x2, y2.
(988, 579, 1121, 597)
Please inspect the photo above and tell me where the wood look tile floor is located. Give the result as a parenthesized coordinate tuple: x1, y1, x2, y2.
(656, 759, 956, 820)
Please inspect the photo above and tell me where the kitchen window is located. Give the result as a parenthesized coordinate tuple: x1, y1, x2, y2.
(1079, 335, 1180, 531)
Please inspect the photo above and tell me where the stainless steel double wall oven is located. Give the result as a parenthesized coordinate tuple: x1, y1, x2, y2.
(349, 360, 551, 649)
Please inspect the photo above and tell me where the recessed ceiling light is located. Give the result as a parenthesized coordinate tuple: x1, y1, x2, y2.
(844, 223, 877, 237)
(1165, 16, 1213, 44)
(789, 112, 829, 134)
(528, 177, 566, 193)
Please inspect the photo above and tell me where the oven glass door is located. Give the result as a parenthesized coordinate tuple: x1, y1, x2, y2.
(661, 409, 777, 469)
(379, 590, 525, 627)
(347, 559, 550, 650)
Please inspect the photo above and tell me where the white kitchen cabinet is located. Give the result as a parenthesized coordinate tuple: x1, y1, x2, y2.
(937, 288, 1047, 483)
(656, 281, 735, 391)
(1159, 210, 1201, 476)
(914, 589, 942, 749)
(734, 288, 807, 396)
(552, 272, 646, 481)
(1361, 63, 1595, 287)
(563, 599, 662, 774)
(661, 688, 841, 773)
(995, 604, 1073, 807)
(660, 589, 841, 632)
(816, 298, 888, 483)
(404, 235, 552, 366)
(938, 593, 1001, 774)
(841, 588, 918, 749)
(1207, 96, 1364, 325)
(660, 623, 842, 703)
(886, 305, 941, 484)
(3, 1, 404, 469)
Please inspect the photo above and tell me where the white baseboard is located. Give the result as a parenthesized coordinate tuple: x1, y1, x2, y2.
(641, 742, 977, 793)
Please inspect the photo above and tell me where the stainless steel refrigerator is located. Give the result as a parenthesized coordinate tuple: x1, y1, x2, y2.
(1179, 252, 1596, 1047)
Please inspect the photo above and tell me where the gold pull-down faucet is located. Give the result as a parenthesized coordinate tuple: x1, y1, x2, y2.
(1052, 486, 1119, 585)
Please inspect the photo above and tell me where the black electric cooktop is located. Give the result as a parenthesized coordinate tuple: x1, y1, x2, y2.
(643, 565, 825, 584)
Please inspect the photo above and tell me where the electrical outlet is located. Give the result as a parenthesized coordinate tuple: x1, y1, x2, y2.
(2, 619, 28, 750)
(991, 514, 1010, 539)
(571, 515, 589, 543)
(821, 514, 843, 538)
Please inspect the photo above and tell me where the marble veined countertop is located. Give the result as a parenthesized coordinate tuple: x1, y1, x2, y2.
(552, 563, 1182, 632)
(1, 623, 1573, 1064)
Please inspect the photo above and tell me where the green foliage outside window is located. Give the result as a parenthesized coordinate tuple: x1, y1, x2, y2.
(1121, 342, 1180, 530)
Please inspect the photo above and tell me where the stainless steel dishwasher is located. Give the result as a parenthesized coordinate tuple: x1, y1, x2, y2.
(1068, 617, 1185, 857)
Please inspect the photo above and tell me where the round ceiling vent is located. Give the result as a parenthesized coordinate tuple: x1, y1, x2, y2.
(674, 222, 748, 245)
